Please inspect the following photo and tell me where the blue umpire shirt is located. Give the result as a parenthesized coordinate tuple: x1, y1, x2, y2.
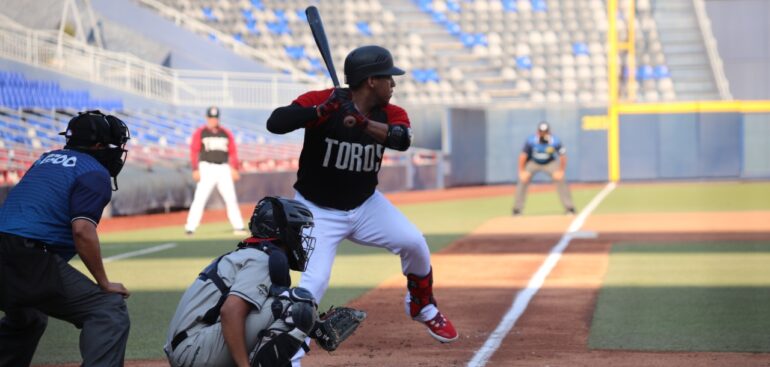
(522, 134, 566, 165)
(0, 149, 111, 261)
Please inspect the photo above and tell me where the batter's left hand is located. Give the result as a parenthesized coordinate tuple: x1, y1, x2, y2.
(341, 101, 369, 128)
(231, 168, 241, 181)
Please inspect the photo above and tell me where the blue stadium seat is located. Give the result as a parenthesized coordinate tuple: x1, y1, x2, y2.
(460, 33, 476, 48)
(250, 0, 264, 11)
(431, 12, 448, 25)
(503, 0, 518, 12)
(356, 21, 373, 36)
(267, 21, 290, 35)
(475, 34, 488, 47)
(637, 65, 654, 81)
(573, 42, 589, 56)
(654, 65, 671, 79)
(241, 8, 255, 22)
(284, 46, 305, 60)
(246, 20, 259, 35)
(516, 56, 533, 70)
(202, 7, 217, 21)
(532, 0, 547, 12)
(295, 9, 307, 22)
(446, 22, 461, 36)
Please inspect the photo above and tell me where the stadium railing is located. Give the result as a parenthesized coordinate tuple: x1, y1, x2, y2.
(0, 13, 316, 109)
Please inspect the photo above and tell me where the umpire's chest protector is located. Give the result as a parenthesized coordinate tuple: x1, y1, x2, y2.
(294, 108, 389, 210)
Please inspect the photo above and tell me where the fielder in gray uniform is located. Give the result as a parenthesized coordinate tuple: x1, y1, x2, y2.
(165, 197, 318, 367)
(513, 121, 576, 215)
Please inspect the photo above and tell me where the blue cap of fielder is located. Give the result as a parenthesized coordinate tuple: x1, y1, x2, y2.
(206, 106, 220, 118)
(538, 121, 550, 132)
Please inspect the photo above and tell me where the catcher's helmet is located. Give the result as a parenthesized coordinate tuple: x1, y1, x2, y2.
(344, 45, 405, 87)
(249, 197, 316, 271)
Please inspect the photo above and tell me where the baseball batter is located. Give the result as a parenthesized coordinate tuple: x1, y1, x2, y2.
(185, 106, 247, 236)
(266, 45, 458, 359)
(0, 111, 131, 366)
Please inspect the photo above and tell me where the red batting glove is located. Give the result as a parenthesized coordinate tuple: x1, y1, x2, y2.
(316, 88, 350, 120)
(341, 100, 369, 128)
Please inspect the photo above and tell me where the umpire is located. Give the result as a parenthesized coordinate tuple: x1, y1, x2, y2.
(0, 110, 131, 366)
(513, 121, 576, 215)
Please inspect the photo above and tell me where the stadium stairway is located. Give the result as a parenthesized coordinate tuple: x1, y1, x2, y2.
(653, 1, 721, 100)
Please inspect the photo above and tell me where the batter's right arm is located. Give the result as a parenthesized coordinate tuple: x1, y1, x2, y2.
(266, 104, 318, 134)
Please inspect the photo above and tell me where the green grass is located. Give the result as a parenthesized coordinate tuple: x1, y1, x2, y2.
(595, 181, 770, 214)
(16, 181, 770, 363)
(589, 241, 770, 352)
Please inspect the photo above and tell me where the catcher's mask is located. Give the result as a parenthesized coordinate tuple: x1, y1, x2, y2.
(249, 196, 316, 271)
(60, 110, 130, 190)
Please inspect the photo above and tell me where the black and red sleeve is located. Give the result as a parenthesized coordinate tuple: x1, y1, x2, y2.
(267, 89, 334, 133)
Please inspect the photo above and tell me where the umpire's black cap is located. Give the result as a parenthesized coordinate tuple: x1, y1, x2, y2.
(538, 121, 550, 132)
(206, 106, 220, 118)
(60, 110, 112, 146)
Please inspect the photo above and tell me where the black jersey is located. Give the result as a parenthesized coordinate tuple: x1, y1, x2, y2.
(190, 126, 238, 169)
(292, 89, 411, 210)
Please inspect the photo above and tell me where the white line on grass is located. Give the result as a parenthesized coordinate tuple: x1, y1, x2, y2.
(467, 182, 617, 367)
(103, 243, 177, 263)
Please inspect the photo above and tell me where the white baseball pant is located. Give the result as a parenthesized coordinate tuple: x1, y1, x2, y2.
(290, 190, 439, 366)
(185, 161, 244, 232)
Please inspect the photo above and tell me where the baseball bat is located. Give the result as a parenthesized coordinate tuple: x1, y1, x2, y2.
(306, 6, 340, 87)
(305, 6, 357, 127)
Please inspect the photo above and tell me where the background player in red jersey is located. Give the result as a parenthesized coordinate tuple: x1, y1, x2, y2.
(267, 45, 458, 362)
(185, 106, 247, 236)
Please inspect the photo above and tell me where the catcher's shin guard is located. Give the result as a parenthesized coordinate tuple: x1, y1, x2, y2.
(406, 267, 437, 318)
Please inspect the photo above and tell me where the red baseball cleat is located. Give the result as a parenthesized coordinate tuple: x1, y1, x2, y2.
(423, 311, 458, 343)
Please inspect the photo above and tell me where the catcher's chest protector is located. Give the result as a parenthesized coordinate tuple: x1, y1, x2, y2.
(198, 243, 290, 324)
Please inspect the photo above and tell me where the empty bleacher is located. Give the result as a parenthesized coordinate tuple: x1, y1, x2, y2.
(0, 71, 305, 185)
(144, 0, 688, 105)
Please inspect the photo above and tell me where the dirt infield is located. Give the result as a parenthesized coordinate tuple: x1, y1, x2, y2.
(301, 210, 770, 367)
(46, 184, 770, 366)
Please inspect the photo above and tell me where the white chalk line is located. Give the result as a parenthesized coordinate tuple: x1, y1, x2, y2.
(103, 242, 177, 263)
(467, 182, 617, 367)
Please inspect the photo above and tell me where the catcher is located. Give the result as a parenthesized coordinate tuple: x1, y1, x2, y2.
(164, 196, 365, 367)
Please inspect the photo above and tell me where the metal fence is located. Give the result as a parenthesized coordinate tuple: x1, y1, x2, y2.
(0, 14, 316, 109)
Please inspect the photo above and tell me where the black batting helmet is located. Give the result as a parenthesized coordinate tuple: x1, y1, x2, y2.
(249, 197, 316, 271)
(344, 45, 405, 87)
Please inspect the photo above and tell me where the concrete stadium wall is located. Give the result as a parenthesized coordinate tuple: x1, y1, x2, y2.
(447, 107, 770, 186)
(448, 107, 609, 186)
(619, 112, 770, 180)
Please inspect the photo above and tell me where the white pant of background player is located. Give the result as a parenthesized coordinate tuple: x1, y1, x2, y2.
(185, 161, 244, 233)
(291, 190, 438, 365)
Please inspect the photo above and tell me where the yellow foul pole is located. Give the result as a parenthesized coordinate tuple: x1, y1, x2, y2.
(608, 0, 620, 182)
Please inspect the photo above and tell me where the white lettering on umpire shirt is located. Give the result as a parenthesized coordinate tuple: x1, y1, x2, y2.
(322, 138, 383, 172)
(39, 153, 77, 167)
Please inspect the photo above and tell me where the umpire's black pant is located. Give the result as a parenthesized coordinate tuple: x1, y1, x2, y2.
(0, 233, 130, 367)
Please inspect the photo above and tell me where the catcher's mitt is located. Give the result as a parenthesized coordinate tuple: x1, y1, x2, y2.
(311, 306, 367, 352)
